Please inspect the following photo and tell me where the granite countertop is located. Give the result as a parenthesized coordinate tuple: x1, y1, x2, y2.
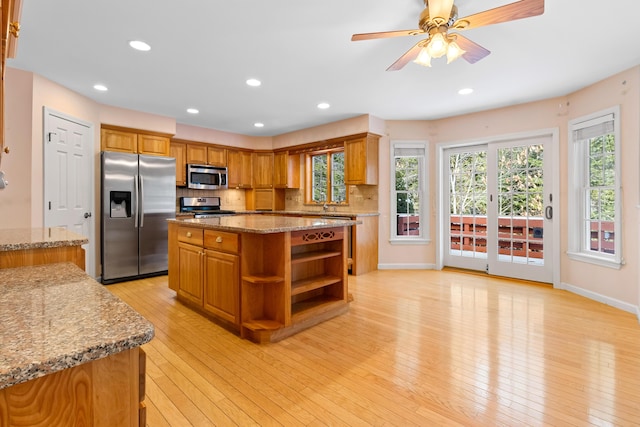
(0, 263, 154, 390)
(0, 227, 89, 252)
(238, 210, 379, 217)
(169, 214, 359, 234)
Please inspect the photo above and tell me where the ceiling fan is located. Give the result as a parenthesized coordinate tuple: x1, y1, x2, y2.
(351, 0, 544, 70)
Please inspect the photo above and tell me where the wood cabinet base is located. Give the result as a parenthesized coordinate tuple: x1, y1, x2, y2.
(0, 245, 85, 270)
(0, 348, 144, 427)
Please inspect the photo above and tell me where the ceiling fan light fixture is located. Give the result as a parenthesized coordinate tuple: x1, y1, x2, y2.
(446, 40, 465, 64)
(427, 32, 447, 58)
(414, 48, 432, 67)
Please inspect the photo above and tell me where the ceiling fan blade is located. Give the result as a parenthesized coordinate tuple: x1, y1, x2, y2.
(428, 0, 455, 21)
(351, 29, 424, 41)
(453, 0, 544, 31)
(455, 34, 491, 64)
(386, 40, 426, 71)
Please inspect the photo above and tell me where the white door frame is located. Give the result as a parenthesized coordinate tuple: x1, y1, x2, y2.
(436, 128, 560, 287)
(43, 107, 96, 277)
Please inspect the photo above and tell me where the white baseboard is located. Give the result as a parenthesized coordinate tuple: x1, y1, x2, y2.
(377, 263, 436, 270)
(559, 281, 639, 321)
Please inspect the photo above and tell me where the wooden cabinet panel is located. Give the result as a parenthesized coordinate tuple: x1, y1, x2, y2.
(101, 128, 138, 153)
(101, 125, 172, 157)
(170, 142, 187, 186)
(228, 149, 252, 188)
(0, 348, 141, 427)
(345, 135, 379, 185)
(207, 146, 227, 167)
(204, 249, 240, 325)
(138, 134, 170, 156)
(177, 242, 204, 306)
(204, 229, 239, 254)
(177, 226, 204, 246)
(252, 152, 274, 188)
(186, 144, 207, 164)
(274, 151, 300, 189)
(186, 144, 226, 166)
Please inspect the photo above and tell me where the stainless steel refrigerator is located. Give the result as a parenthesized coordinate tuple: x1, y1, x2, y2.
(101, 151, 176, 284)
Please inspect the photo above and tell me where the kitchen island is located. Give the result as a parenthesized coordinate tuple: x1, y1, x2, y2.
(0, 262, 153, 426)
(168, 215, 358, 343)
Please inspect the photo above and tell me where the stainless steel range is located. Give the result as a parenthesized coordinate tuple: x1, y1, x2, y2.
(179, 196, 236, 218)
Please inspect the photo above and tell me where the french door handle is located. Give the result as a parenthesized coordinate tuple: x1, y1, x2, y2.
(545, 206, 553, 220)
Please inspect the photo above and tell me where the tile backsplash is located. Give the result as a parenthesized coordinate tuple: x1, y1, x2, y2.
(175, 185, 378, 213)
(176, 187, 246, 211)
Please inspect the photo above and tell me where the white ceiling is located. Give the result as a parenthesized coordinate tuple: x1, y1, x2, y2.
(8, 0, 640, 137)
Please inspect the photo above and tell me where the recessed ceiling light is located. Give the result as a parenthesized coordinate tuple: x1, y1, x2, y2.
(458, 88, 474, 95)
(93, 84, 108, 92)
(317, 102, 330, 109)
(186, 108, 199, 114)
(254, 122, 264, 128)
(129, 40, 151, 51)
(246, 78, 261, 87)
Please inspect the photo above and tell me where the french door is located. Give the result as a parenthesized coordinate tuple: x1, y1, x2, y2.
(443, 134, 553, 283)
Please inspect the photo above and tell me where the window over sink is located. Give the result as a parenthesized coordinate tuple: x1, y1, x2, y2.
(305, 148, 348, 205)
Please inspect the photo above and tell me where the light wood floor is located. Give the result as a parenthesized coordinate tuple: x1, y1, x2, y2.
(108, 269, 640, 426)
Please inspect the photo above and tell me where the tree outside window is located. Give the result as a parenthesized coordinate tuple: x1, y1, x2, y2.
(392, 143, 427, 241)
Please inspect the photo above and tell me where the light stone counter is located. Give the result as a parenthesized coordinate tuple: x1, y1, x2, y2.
(0, 227, 88, 251)
(0, 262, 154, 389)
(168, 214, 359, 233)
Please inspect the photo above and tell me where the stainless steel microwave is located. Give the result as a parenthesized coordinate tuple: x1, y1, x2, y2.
(187, 164, 228, 190)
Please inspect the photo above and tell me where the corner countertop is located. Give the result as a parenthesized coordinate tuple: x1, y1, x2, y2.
(0, 228, 89, 252)
(0, 262, 154, 390)
(169, 214, 359, 234)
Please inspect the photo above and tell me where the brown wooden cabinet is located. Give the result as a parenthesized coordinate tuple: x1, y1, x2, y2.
(177, 241, 204, 306)
(227, 149, 252, 188)
(101, 125, 171, 157)
(344, 134, 379, 185)
(274, 151, 300, 189)
(203, 230, 240, 325)
(170, 141, 187, 186)
(252, 151, 274, 189)
(1, 0, 22, 167)
(0, 347, 145, 426)
(186, 143, 227, 166)
(170, 223, 241, 328)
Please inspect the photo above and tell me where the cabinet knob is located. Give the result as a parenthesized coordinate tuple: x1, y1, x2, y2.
(186, 232, 192, 238)
(216, 236, 223, 243)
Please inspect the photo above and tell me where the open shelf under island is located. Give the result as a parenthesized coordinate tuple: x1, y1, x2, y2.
(167, 215, 358, 343)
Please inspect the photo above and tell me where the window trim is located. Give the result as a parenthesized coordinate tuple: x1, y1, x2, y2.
(567, 105, 622, 269)
(304, 147, 348, 205)
(389, 141, 430, 244)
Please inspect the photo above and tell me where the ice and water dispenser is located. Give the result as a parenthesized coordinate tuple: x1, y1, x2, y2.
(110, 191, 131, 218)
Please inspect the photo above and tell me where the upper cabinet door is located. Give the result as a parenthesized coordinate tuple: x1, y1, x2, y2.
(101, 128, 138, 154)
(228, 149, 252, 188)
(138, 134, 170, 156)
(274, 151, 300, 189)
(207, 146, 227, 167)
(252, 152, 274, 189)
(345, 135, 379, 185)
(170, 142, 187, 186)
(186, 144, 207, 164)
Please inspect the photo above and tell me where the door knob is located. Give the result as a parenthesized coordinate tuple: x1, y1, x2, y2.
(84, 212, 92, 218)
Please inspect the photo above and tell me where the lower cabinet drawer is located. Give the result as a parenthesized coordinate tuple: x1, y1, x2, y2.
(204, 230, 239, 254)
(177, 226, 204, 246)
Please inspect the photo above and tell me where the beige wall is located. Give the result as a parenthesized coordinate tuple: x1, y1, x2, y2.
(2, 65, 639, 315)
(379, 66, 640, 309)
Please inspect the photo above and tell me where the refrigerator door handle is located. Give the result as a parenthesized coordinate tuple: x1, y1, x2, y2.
(134, 174, 139, 228)
(140, 174, 145, 228)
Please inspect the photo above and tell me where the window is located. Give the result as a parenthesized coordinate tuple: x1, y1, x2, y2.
(391, 142, 428, 243)
(305, 148, 347, 204)
(568, 106, 622, 268)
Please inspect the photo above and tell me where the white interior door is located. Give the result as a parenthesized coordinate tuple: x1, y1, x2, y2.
(43, 108, 95, 277)
(443, 134, 554, 283)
